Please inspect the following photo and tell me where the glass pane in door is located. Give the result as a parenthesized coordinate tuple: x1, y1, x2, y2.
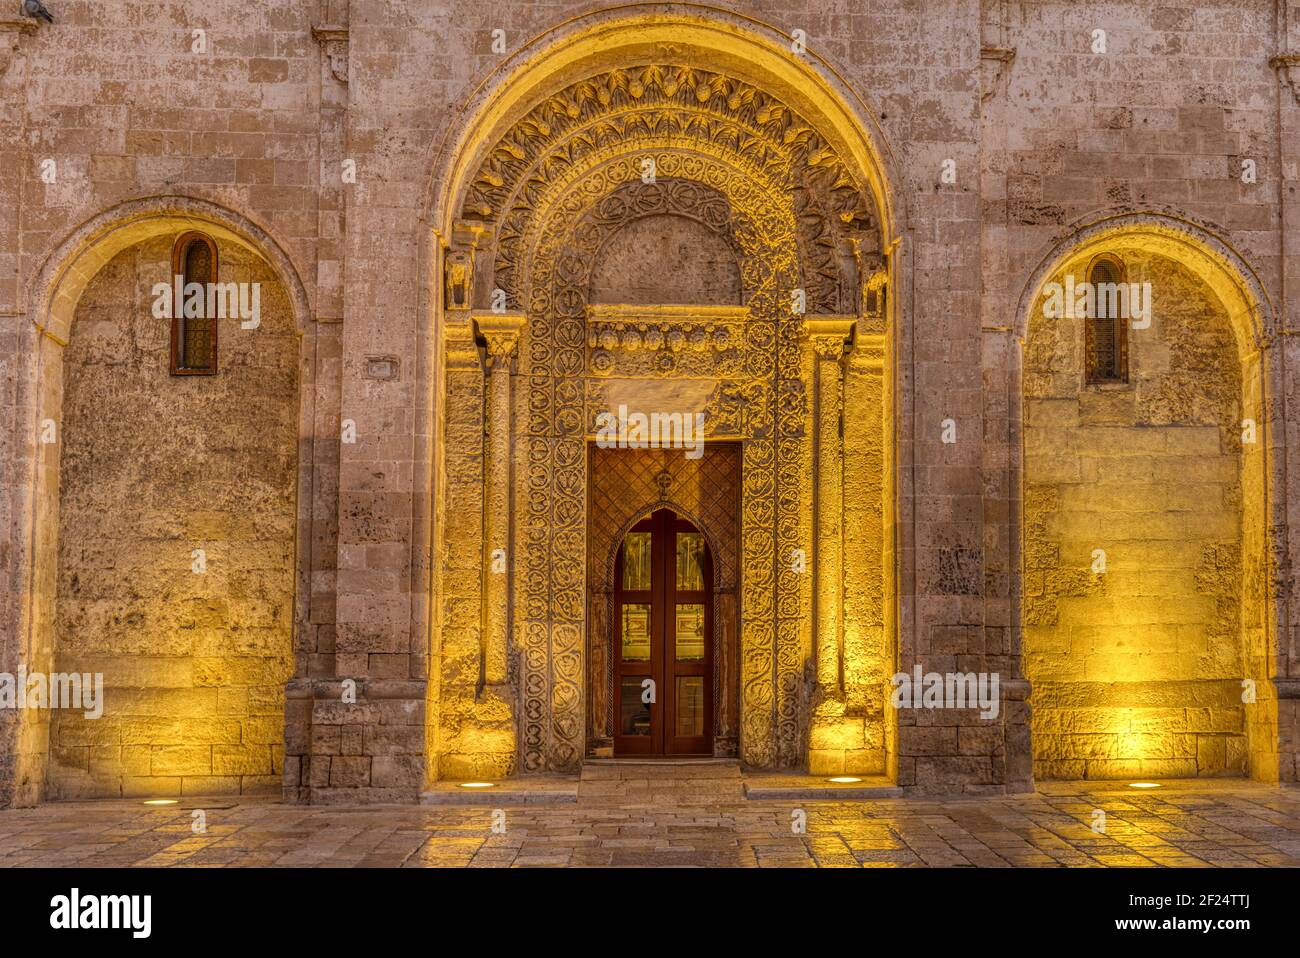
(676, 532, 705, 590)
(620, 678, 652, 736)
(621, 604, 651, 661)
(675, 677, 705, 737)
(674, 603, 705, 661)
(622, 531, 652, 590)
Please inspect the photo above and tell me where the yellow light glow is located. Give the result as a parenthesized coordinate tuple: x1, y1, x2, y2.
(458, 782, 495, 789)
(828, 776, 862, 784)
(142, 799, 178, 805)
(1128, 782, 1162, 789)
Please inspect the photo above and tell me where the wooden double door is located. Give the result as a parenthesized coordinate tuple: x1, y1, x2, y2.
(612, 508, 713, 755)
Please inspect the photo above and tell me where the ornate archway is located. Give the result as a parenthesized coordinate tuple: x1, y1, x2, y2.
(428, 11, 899, 779)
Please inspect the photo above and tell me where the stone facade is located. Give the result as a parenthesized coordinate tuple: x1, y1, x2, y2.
(2, 1, 1299, 806)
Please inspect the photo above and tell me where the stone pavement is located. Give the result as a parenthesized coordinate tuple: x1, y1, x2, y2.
(1, 769, 1298, 868)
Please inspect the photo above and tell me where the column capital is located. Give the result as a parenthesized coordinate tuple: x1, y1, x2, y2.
(474, 311, 527, 365)
(803, 315, 856, 361)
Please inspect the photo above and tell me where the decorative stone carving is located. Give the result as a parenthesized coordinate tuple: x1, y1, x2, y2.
(863, 269, 889, 325)
(803, 317, 855, 698)
(475, 312, 525, 688)
(311, 26, 349, 84)
(585, 305, 746, 377)
(444, 249, 473, 311)
(0, 17, 36, 77)
(445, 59, 885, 774)
(460, 64, 878, 316)
(1270, 53, 1300, 108)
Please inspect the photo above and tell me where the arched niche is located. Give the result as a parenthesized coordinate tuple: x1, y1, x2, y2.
(9, 196, 315, 804)
(1016, 212, 1283, 783)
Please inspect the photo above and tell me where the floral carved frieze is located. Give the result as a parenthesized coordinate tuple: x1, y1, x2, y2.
(461, 64, 881, 316)
(585, 304, 748, 376)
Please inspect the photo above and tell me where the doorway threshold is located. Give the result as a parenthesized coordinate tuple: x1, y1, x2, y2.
(585, 756, 735, 765)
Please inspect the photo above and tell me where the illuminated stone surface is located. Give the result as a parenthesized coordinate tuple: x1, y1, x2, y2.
(1, 2, 1299, 811)
(0, 778, 1297, 867)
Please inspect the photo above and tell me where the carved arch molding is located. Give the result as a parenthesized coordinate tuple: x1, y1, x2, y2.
(450, 62, 887, 771)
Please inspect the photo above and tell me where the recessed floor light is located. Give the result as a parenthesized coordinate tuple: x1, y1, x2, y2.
(1128, 782, 1162, 789)
(458, 782, 495, 789)
(828, 776, 862, 784)
(142, 799, 178, 805)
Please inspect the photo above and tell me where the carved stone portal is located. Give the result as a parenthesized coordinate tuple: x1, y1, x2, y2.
(436, 62, 890, 775)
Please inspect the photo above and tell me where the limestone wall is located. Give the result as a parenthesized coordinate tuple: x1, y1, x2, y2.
(1, 1, 1297, 802)
(47, 237, 298, 798)
(1024, 252, 1249, 779)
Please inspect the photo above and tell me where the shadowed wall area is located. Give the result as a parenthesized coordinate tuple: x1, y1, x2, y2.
(47, 235, 299, 799)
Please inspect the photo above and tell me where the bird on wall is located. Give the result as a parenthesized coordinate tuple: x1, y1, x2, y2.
(22, 0, 54, 24)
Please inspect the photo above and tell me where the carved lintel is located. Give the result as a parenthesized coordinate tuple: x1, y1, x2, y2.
(311, 25, 349, 84)
(980, 45, 1016, 101)
(804, 315, 856, 361)
(0, 17, 36, 77)
(585, 303, 746, 356)
(1270, 54, 1300, 107)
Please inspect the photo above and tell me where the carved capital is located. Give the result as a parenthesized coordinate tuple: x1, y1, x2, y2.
(1270, 53, 1300, 107)
(312, 26, 349, 84)
(0, 17, 36, 77)
(475, 311, 526, 368)
(980, 46, 1016, 101)
(803, 316, 856, 362)
(444, 321, 480, 372)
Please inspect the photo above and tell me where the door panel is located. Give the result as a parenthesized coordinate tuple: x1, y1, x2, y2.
(613, 509, 713, 755)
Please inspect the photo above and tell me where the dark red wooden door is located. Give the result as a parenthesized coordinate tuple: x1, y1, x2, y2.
(612, 509, 712, 755)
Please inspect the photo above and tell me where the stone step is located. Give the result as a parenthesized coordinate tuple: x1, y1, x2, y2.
(578, 759, 745, 802)
(580, 759, 742, 781)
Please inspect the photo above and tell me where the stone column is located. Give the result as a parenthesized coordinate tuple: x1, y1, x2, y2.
(476, 313, 525, 688)
(805, 318, 856, 694)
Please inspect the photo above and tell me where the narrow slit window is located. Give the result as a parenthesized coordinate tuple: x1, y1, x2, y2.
(1084, 254, 1128, 384)
(170, 231, 219, 375)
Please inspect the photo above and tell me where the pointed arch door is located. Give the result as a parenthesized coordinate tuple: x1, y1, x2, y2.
(612, 508, 713, 755)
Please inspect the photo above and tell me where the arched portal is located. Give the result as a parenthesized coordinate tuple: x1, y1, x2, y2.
(9, 196, 314, 804)
(426, 8, 900, 780)
(1017, 213, 1283, 783)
